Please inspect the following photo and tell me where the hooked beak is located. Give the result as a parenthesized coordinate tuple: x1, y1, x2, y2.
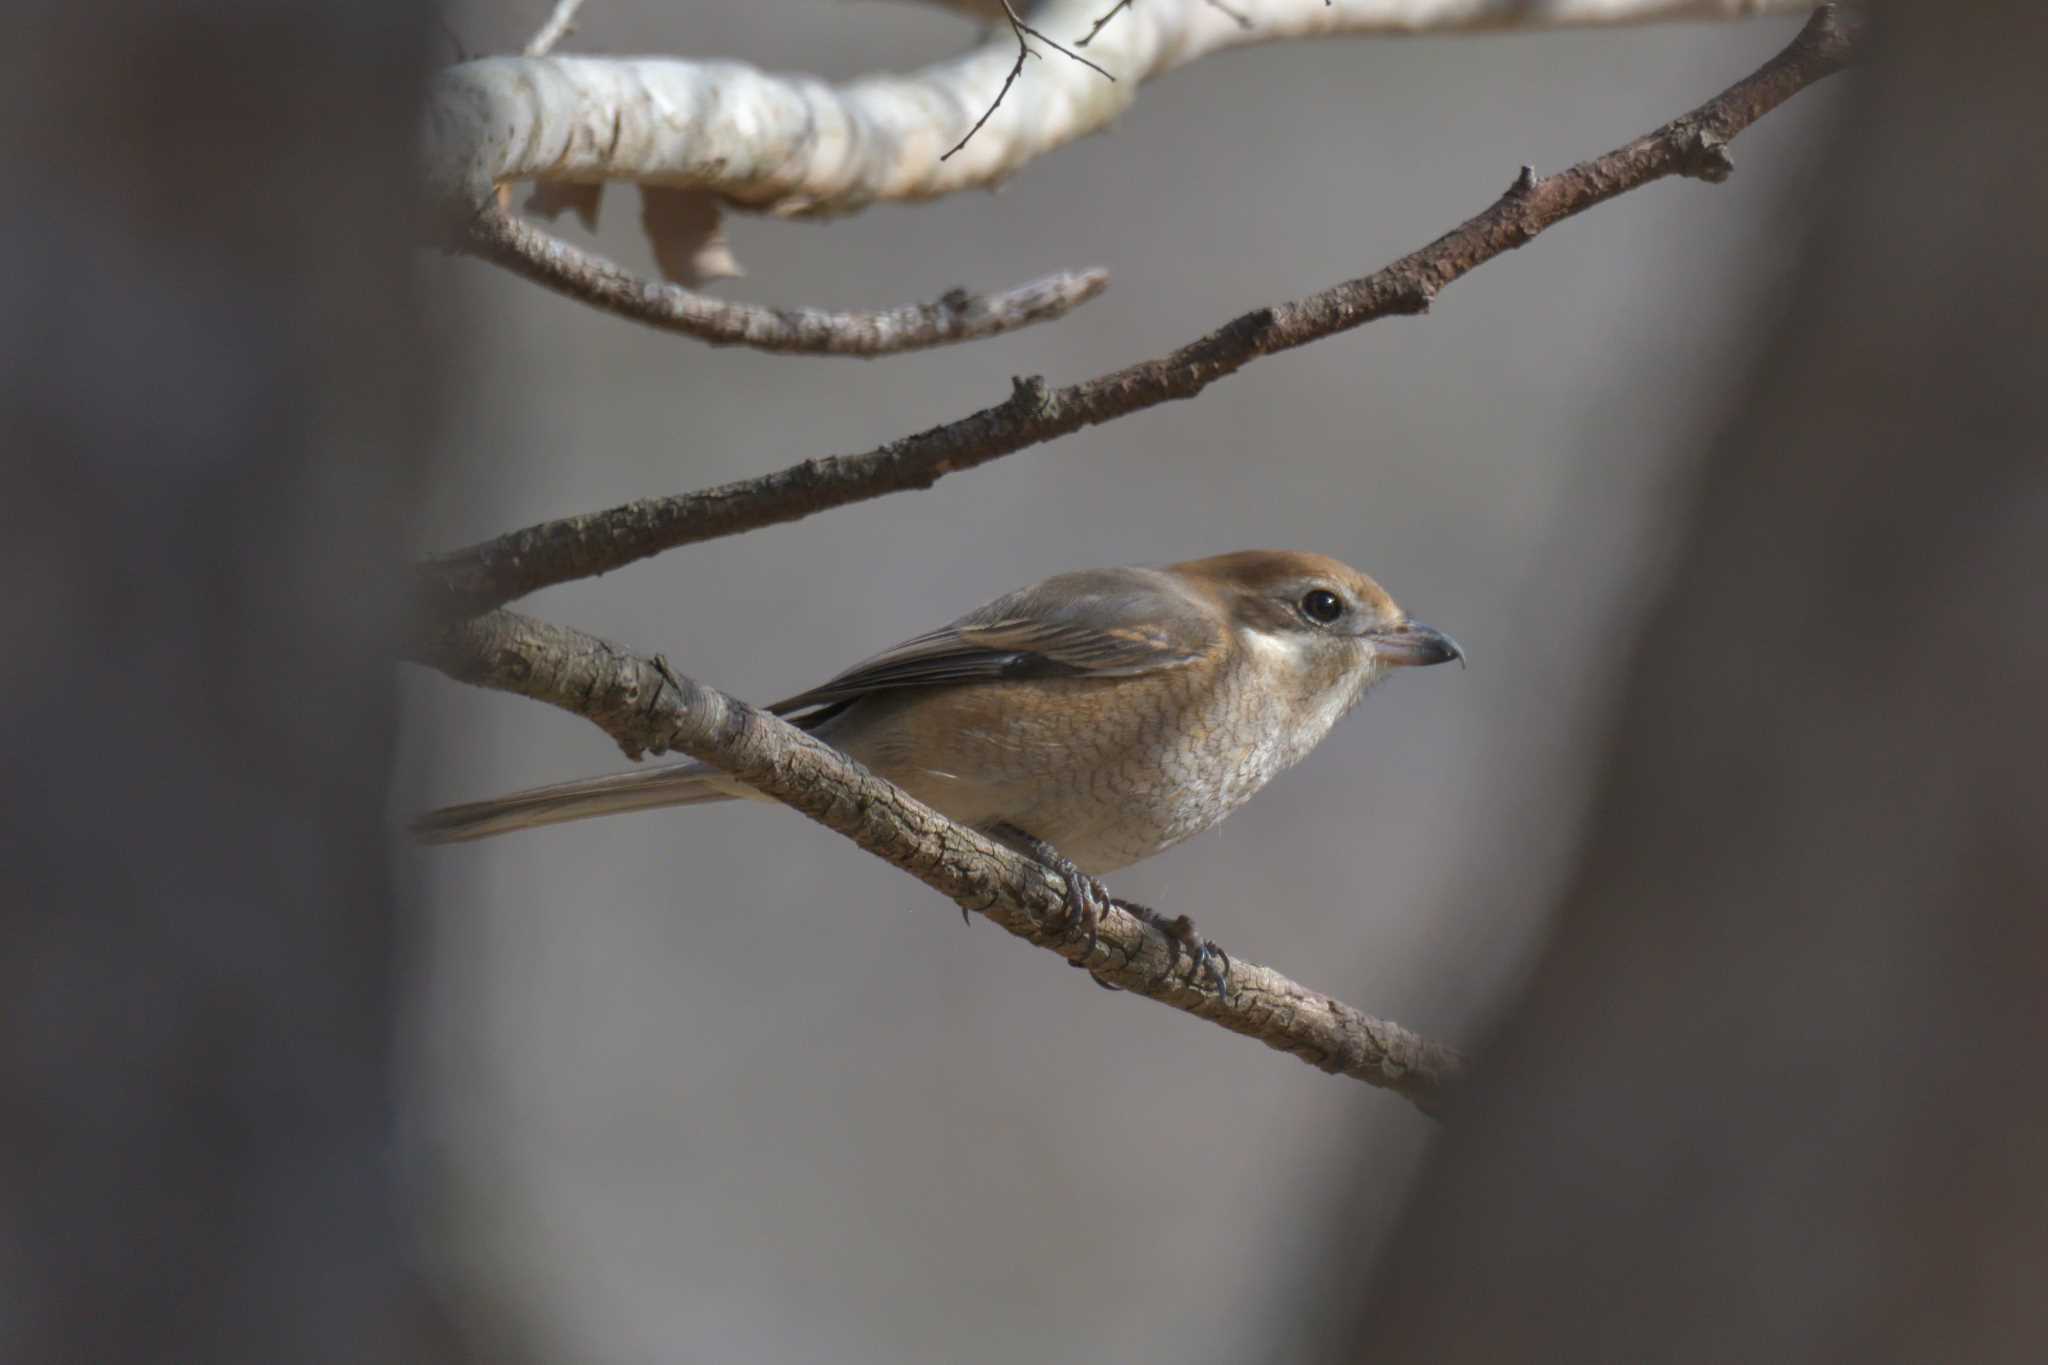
(1371, 619, 1466, 669)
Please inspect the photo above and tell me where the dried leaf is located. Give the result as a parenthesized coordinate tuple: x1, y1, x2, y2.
(640, 187, 744, 286)
(523, 180, 603, 231)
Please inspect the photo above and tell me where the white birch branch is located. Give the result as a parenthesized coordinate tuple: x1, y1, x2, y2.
(423, 0, 1812, 222)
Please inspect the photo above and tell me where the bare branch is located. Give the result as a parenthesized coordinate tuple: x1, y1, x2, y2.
(1077, 0, 1135, 46)
(942, 24, 1038, 163)
(461, 204, 1109, 355)
(421, 8, 1858, 616)
(421, 0, 1814, 228)
(410, 608, 1467, 1114)
(944, 0, 1116, 162)
(523, 0, 585, 56)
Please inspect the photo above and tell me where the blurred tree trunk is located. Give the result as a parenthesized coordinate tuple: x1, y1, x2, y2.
(1343, 1, 2048, 1359)
(0, 5, 442, 1361)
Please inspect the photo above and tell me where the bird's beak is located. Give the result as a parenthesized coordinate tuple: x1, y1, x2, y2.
(1370, 620, 1466, 668)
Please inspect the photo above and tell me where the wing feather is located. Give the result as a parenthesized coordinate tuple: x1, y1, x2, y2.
(767, 566, 1214, 717)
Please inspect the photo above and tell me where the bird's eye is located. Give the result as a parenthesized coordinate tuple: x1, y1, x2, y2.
(1300, 588, 1344, 624)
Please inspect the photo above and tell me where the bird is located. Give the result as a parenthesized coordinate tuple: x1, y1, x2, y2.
(414, 550, 1463, 992)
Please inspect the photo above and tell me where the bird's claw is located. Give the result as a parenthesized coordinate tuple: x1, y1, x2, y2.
(1054, 867, 1124, 988)
(986, 824, 1223, 996)
(958, 884, 999, 927)
(1072, 959, 1123, 990)
(1165, 916, 1231, 998)
(1192, 938, 1231, 998)
(1055, 866, 1109, 965)
(1114, 900, 1230, 999)
(990, 824, 1110, 969)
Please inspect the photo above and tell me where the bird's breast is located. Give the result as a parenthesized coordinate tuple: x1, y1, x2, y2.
(824, 654, 1355, 874)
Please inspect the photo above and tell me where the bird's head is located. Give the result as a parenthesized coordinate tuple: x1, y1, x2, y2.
(1173, 549, 1464, 711)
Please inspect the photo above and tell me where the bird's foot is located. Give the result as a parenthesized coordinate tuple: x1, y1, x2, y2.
(1113, 899, 1230, 999)
(955, 879, 1006, 927)
(990, 824, 1119, 989)
(985, 826, 1227, 996)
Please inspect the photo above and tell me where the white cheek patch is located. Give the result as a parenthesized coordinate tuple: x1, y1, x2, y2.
(1241, 627, 1301, 665)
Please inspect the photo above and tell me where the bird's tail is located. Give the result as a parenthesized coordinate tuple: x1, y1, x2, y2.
(411, 761, 747, 845)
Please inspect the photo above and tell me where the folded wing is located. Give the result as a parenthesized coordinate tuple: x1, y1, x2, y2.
(768, 565, 1218, 721)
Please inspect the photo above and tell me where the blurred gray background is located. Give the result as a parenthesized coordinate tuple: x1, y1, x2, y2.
(398, 5, 1837, 1360)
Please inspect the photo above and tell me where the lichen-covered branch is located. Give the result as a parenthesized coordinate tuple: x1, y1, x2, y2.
(421, 6, 1857, 616)
(466, 204, 1109, 353)
(410, 608, 1467, 1114)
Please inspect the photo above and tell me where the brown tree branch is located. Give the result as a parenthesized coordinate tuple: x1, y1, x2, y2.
(410, 608, 1467, 1115)
(422, 6, 1859, 617)
(461, 204, 1110, 355)
(1077, 0, 1136, 46)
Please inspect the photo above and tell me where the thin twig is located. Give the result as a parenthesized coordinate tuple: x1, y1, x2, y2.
(1077, 0, 1134, 46)
(523, 0, 586, 56)
(421, 7, 1860, 617)
(945, 0, 1115, 161)
(942, 38, 1036, 161)
(461, 204, 1109, 355)
(411, 609, 1467, 1114)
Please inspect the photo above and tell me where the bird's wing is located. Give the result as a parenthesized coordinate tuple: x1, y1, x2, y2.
(767, 565, 1217, 717)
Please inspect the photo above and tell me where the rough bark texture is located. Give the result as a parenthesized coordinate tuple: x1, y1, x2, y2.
(422, 6, 1857, 617)
(466, 205, 1108, 352)
(1327, 0, 2048, 1357)
(413, 610, 1467, 1111)
(0, 4, 443, 1362)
